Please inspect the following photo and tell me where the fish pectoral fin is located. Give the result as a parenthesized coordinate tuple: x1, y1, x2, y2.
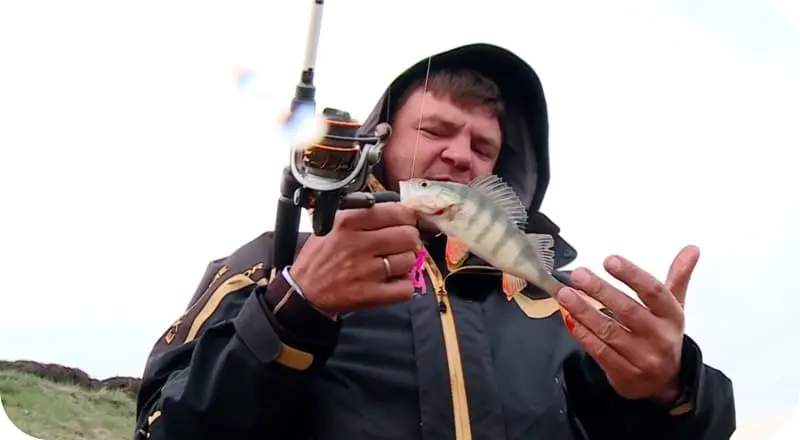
(526, 233, 556, 274)
(468, 174, 528, 229)
(502, 273, 527, 301)
(445, 237, 470, 270)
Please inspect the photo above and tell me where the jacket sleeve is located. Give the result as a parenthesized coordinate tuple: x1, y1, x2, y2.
(133, 232, 341, 440)
(563, 334, 736, 440)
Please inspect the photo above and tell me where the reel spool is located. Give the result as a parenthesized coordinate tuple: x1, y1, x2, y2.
(289, 107, 392, 235)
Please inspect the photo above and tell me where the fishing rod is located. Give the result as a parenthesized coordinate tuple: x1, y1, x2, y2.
(273, 0, 399, 272)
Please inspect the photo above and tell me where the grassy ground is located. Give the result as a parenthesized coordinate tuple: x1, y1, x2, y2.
(0, 369, 136, 440)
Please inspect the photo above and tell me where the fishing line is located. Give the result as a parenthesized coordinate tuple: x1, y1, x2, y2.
(408, 56, 433, 180)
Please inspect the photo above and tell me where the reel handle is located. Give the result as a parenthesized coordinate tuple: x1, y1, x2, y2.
(307, 190, 401, 236)
(340, 191, 401, 209)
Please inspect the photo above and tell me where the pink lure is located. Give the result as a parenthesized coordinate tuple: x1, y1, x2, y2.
(409, 248, 428, 295)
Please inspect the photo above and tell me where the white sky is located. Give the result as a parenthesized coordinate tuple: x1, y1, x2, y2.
(1, 0, 798, 435)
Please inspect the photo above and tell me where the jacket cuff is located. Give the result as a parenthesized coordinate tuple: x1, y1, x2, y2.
(626, 334, 704, 418)
(663, 334, 703, 417)
(259, 269, 341, 352)
(233, 270, 341, 370)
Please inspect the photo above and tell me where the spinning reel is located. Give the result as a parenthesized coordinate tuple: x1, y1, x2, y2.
(272, 0, 400, 271)
(289, 108, 395, 235)
(274, 106, 399, 271)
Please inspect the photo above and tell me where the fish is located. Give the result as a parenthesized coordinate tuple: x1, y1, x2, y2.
(399, 174, 567, 298)
(399, 174, 614, 328)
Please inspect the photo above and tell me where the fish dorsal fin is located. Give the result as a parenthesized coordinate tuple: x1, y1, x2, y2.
(527, 233, 555, 274)
(468, 174, 528, 229)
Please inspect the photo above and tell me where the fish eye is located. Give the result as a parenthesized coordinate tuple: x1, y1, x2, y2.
(421, 182, 428, 187)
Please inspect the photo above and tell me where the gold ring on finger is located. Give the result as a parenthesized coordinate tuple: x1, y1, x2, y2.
(382, 256, 392, 279)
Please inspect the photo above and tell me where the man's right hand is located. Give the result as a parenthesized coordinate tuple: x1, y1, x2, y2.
(288, 202, 422, 315)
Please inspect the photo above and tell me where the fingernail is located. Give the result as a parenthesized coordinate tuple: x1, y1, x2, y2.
(606, 256, 622, 271)
(556, 288, 578, 306)
(572, 269, 589, 285)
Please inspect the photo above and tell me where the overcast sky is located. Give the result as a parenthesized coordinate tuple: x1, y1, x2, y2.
(1, 0, 799, 435)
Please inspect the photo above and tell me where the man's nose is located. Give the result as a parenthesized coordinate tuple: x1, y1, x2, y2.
(440, 137, 472, 170)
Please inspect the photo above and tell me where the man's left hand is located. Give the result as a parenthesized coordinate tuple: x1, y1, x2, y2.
(556, 245, 701, 402)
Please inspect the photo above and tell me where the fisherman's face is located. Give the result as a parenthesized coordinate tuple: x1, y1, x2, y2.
(382, 88, 502, 191)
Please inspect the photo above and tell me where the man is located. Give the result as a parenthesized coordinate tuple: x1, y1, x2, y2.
(134, 43, 736, 439)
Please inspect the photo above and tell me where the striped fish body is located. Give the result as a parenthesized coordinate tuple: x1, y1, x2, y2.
(399, 175, 566, 297)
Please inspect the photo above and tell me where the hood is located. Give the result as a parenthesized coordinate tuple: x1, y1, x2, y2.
(357, 43, 577, 268)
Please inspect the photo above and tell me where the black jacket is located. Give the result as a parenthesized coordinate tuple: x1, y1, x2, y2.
(134, 43, 736, 440)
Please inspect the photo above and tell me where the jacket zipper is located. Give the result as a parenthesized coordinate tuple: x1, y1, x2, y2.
(365, 175, 472, 439)
(424, 255, 472, 440)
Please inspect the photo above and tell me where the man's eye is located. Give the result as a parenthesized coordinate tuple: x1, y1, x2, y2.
(473, 147, 494, 159)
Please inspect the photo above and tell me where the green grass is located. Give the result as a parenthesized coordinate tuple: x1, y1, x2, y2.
(0, 369, 136, 440)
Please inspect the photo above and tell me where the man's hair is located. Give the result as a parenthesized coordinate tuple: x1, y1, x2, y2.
(396, 69, 505, 119)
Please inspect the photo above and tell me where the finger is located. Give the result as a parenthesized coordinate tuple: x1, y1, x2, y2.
(373, 277, 415, 305)
(374, 252, 417, 279)
(337, 202, 417, 231)
(569, 268, 653, 331)
(664, 245, 700, 308)
(558, 287, 640, 362)
(604, 256, 683, 320)
(565, 310, 642, 379)
(365, 225, 421, 256)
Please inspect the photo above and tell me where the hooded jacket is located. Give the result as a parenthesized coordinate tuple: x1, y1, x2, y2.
(134, 43, 736, 440)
